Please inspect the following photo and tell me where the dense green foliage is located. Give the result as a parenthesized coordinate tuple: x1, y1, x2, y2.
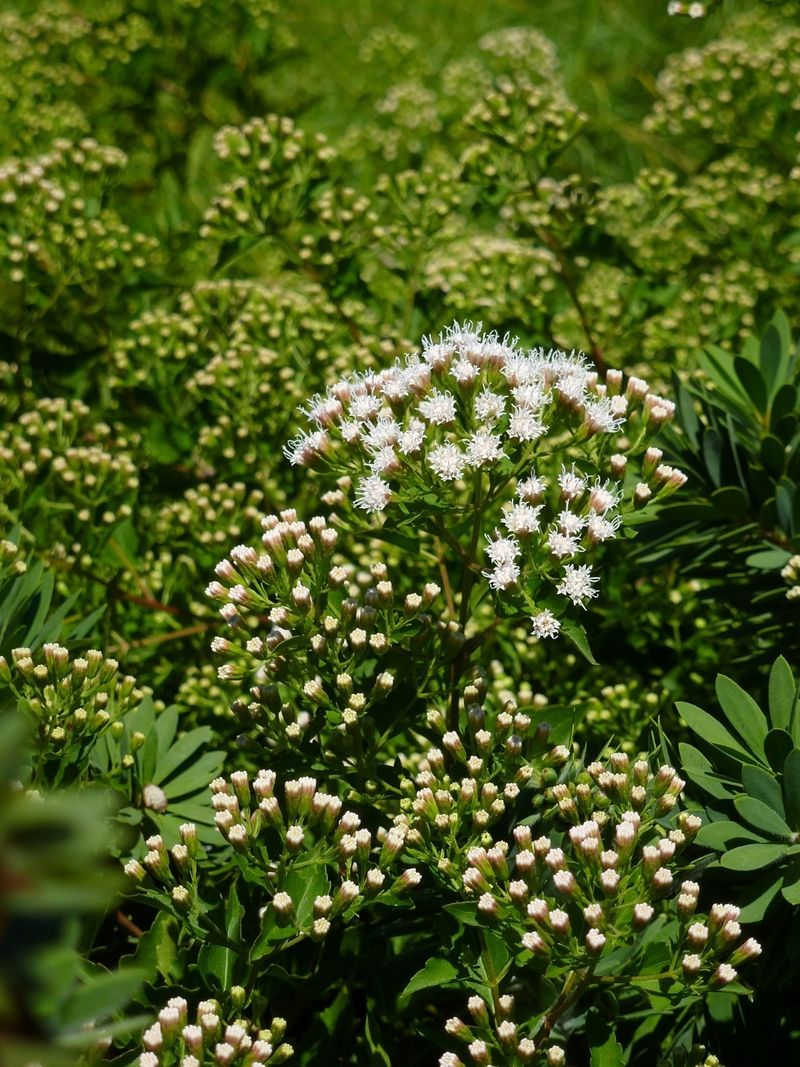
(1, 0, 799, 1064)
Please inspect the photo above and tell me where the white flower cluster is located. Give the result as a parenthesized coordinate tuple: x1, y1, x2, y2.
(285, 322, 683, 634)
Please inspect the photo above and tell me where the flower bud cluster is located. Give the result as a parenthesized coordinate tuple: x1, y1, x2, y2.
(208, 512, 440, 749)
(0, 397, 140, 571)
(3, 643, 143, 775)
(206, 770, 420, 938)
(200, 115, 336, 241)
(396, 691, 567, 884)
(125, 824, 201, 913)
(441, 993, 565, 1066)
(137, 995, 292, 1066)
(781, 554, 800, 602)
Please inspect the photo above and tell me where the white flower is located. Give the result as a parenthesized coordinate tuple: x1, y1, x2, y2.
(547, 529, 582, 559)
(531, 610, 560, 638)
(340, 421, 361, 444)
(588, 481, 621, 513)
(586, 513, 620, 543)
(474, 388, 506, 424)
(557, 563, 599, 607)
(485, 534, 520, 565)
(284, 429, 328, 466)
(585, 397, 625, 434)
(429, 443, 465, 481)
(419, 389, 457, 425)
(517, 474, 546, 502)
(558, 464, 586, 501)
(354, 475, 392, 513)
(507, 406, 545, 441)
(451, 358, 478, 385)
(485, 562, 520, 590)
(557, 509, 586, 535)
(503, 502, 542, 535)
(349, 393, 382, 421)
(465, 429, 504, 468)
(363, 418, 400, 451)
(397, 418, 426, 454)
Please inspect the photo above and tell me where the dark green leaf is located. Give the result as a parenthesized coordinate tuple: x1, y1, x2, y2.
(738, 872, 783, 922)
(781, 859, 800, 905)
(198, 883, 244, 991)
(697, 820, 763, 850)
(675, 702, 755, 763)
(765, 729, 795, 772)
(742, 765, 784, 817)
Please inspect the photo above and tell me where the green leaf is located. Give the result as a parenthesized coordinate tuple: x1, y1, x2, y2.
(715, 675, 768, 756)
(720, 843, 789, 871)
(677, 743, 733, 801)
(400, 956, 459, 999)
(154, 726, 215, 784)
(733, 795, 793, 839)
(560, 618, 598, 665)
(282, 864, 330, 928)
(587, 1009, 624, 1067)
(198, 883, 244, 991)
(738, 873, 783, 922)
(163, 751, 225, 798)
(746, 547, 792, 571)
(742, 765, 785, 817)
(781, 859, 800, 905)
(697, 820, 764, 850)
(765, 729, 795, 772)
(760, 321, 785, 396)
(675, 702, 755, 763)
(734, 356, 767, 413)
(769, 657, 797, 732)
(59, 967, 145, 1030)
(783, 749, 800, 829)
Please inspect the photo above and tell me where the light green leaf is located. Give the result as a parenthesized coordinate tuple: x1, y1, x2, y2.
(715, 675, 768, 756)
(675, 702, 755, 763)
(769, 656, 797, 732)
(560, 619, 598, 665)
(720, 843, 789, 871)
(734, 795, 793, 839)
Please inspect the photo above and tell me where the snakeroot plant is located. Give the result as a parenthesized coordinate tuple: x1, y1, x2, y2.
(117, 321, 764, 1063)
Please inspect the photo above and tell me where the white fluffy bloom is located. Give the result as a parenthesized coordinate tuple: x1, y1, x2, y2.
(362, 418, 400, 451)
(465, 430, 504, 468)
(585, 397, 625, 434)
(586, 513, 620, 543)
(513, 382, 549, 410)
(451, 358, 478, 385)
(429, 443, 465, 481)
(558, 465, 586, 501)
(284, 429, 328, 466)
(485, 562, 520, 590)
(517, 474, 546, 502)
(397, 418, 426, 454)
(531, 610, 560, 638)
(503, 502, 542, 535)
(557, 509, 586, 535)
(418, 389, 457, 425)
(369, 446, 399, 474)
(354, 475, 392, 513)
(474, 388, 506, 424)
(349, 393, 382, 421)
(485, 534, 520, 565)
(557, 564, 599, 607)
(547, 529, 582, 559)
(507, 406, 545, 441)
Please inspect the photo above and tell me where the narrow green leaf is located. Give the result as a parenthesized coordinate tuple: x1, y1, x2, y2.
(154, 726, 214, 784)
(720, 843, 789, 871)
(715, 675, 768, 756)
(560, 618, 598, 665)
(783, 749, 800, 829)
(675, 702, 755, 763)
(733, 795, 793, 839)
(769, 657, 797, 731)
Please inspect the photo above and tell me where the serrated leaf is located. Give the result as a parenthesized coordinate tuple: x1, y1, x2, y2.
(720, 843, 789, 870)
(733, 795, 793, 839)
(400, 956, 459, 999)
(560, 618, 597, 665)
(715, 675, 768, 757)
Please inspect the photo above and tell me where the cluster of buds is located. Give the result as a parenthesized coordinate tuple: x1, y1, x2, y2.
(0, 397, 140, 568)
(441, 994, 565, 1066)
(2, 644, 143, 774)
(137, 995, 292, 1066)
(781, 554, 800, 601)
(124, 824, 201, 915)
(207, 510, 441, 749)
(678, 898, 761, 988)
(200, 115, 336, 240)
(396, 685, 569, 885)
(206, 770, 420, 940)
(285, 322, 684, 635)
